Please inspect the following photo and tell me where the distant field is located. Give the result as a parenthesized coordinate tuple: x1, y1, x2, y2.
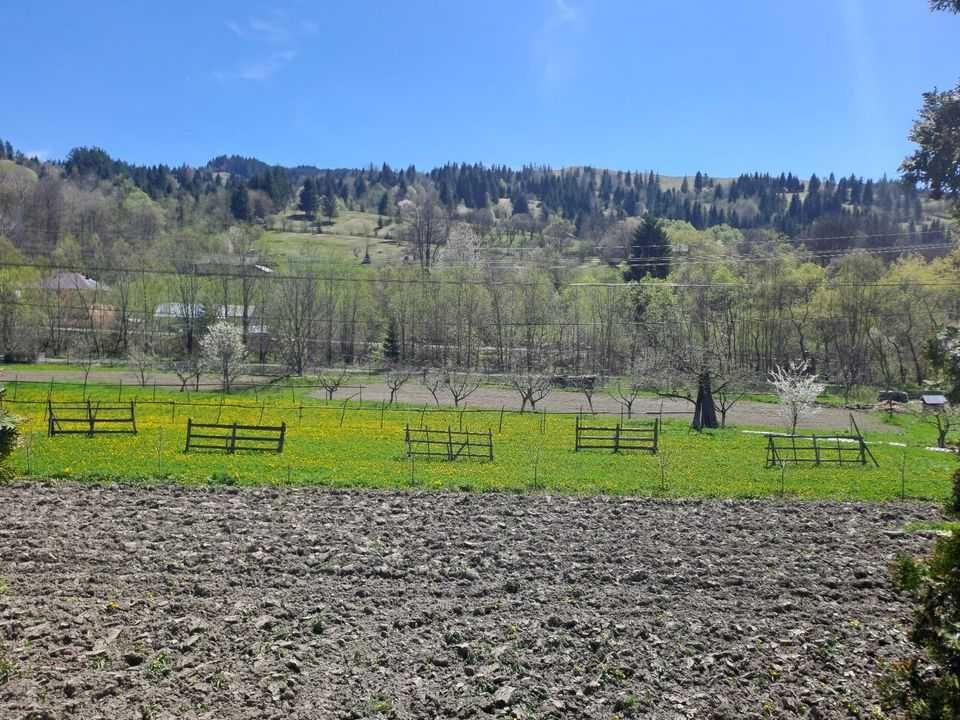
(7, 381, 955, 501)
(261, 210, 404, 266)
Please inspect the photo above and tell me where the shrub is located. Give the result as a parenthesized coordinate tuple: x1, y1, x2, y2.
(0, 410, 20, 461)
(0, 409, 21, 481)
(886, 466, 960, 718)
(950, 467, 960, 517)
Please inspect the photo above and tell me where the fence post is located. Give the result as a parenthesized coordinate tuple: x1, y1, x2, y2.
(185, 418, 192, 452)
(278, 422, 286, 453)
(130, 400, 137, 434)
(812, 434, 820, 466)
(230, 422, 238, 454)
(447, 425, 454, 461)
(404, 424, 410, 456)
(653, 418, 659, 454)
(118, 379, 122, 402)
(498, 405, 504, 433)
(488, 429, 493, 462)
(613, 423, 621, 453)
(575, 414, 580, 452)
(87, 399, 94, 437)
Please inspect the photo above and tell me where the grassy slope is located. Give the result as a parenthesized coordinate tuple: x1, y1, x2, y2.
(8, 380, 955, 501)
(261, 210, 404, 267)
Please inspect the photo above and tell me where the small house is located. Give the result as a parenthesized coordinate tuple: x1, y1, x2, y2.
(921, 394, 948, 411)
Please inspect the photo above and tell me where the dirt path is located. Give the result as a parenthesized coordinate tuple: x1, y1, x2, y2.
(330, 382, 892, 433)
(4, 367, 892, 432)
(0, 483, 936, 719)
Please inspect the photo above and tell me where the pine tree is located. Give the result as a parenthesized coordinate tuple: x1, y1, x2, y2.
(681, 176, 690, 194)
(299, 178, 319, 218)
(230, 184, 251, 221)
(377, 192, 390, 216)
(512, 192, 529, 215)
(624, 214, 671, 281)
(322, 193, 338, 220)
(383, 319, 401, 363)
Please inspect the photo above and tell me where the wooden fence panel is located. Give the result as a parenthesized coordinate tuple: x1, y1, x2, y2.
(404, 425, 493, 461)
(185, 418, 286, 454)
(764, 433, 878, 468)
(47, 400, 137, 437)
(574, 415, 659, 453)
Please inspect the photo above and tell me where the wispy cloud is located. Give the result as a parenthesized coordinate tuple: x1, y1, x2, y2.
(532, 0, 586, 95)
(841, 0, 884, 139)
(216, 11, 314, 82)
(235, 50, 297, 81)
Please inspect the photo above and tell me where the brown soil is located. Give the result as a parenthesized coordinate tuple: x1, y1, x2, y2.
(0, 482, 936, 719)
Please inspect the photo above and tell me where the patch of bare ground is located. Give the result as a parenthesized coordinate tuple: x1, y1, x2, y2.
(0, 483, 939, 719)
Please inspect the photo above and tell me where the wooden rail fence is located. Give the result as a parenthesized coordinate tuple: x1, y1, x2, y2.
(764, 432, 878, 467)
(574, 415, 659, 453)
(47, 400, 137, 437)
(404, 424, 493, 461)
(184, 418, 286, 454)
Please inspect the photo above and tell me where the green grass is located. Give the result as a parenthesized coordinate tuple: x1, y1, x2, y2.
(903, 520, 960, 533)
(5, 380, 956, 501)
(261, 210, 403, 266)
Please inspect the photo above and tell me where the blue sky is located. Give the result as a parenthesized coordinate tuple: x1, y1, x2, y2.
(1, 0, 958, 178)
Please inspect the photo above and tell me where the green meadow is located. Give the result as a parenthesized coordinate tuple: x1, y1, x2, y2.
(4, 379, 955, 501)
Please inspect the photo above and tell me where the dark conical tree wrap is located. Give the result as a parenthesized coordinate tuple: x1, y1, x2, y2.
(691, 371, 719, 430)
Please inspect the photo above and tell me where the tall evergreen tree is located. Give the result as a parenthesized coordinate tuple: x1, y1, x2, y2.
(230, 184, 251, 221)
(322, 193, 338, 220)
(299, 178, 319, 218)
(377, 191, 390, 216)
(624, 214, 671, 280)
(512, 192, 529, 215)
(383, 319, 401, 363)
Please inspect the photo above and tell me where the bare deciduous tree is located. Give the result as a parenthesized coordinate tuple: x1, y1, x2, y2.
(510, 372, 552, 413)
(385, 370, 412, 405)
(608, 377, 643, 419)
(571, 375, 600, 414)
(276, 275, 317, 375)
(127, 341, 155, 387)
(317, 367, 349, 401)
(444, 371, 481, 407)
(399, 192, 449, 271)
(916, 403, 959, 449)
(173, 356, 202, 392)
(420, 370, 445, 407)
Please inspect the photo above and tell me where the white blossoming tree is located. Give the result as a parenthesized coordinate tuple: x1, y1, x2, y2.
(768, 359, 826, 434)
(201, 321, 246, 393)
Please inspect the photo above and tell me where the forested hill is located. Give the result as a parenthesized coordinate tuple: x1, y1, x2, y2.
(0, 139, 953, 258)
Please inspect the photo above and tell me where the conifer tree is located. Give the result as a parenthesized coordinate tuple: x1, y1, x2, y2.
(624, 214, 671, 281)
(230, 184, 250, 221)
(299, 178, 319, 218)
(383, 319, 401, 363)
(322, 193, 338, 220)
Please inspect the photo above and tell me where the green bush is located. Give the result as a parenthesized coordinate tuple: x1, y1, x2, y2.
(886, 466, 960, 718)
(950, 467, 960, 517)
(0, 410, 20, 481)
